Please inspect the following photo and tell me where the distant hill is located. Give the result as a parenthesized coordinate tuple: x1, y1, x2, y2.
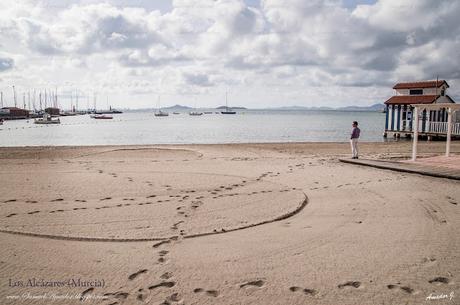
(268, 103, 385, 112)
(216, 106, 247, 110)
(337, 103, 385, 112)
(162, 104, 192, 110)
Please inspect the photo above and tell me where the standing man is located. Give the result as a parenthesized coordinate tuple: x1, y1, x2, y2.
(350, 121, 360, 159)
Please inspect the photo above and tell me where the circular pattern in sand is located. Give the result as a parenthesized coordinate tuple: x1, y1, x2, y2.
(1, 171, 306, 241)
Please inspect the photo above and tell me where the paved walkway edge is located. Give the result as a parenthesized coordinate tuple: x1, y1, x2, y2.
(339, 158, 460, 181)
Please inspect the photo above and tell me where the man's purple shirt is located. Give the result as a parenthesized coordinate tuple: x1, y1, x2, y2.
(351, 127, 360, 139)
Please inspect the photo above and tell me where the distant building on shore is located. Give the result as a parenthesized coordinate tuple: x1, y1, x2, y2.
(383, 80, 459, 139)
(0, 107, 30, 120)
(45, 107, 60, 116)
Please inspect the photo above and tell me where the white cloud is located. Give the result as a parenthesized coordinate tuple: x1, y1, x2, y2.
(0, 0, 459, 108)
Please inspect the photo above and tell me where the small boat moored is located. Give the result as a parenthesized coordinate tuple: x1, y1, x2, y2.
(91, 114, 113, 119)
(34, 113, 60, 124)
(154, 110, 169, 117)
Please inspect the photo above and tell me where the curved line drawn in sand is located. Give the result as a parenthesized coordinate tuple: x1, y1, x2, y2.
(70, 147, 204, 160)
(0, 194, 308, 242)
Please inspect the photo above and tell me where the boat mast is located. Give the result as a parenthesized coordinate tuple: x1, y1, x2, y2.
(93, 92, 97, 112)
(75, 89, 79, 111)
(0, 91, 3, 108)
(70, 91, 73, 112)
(12, 85, 17, 107)
(28, 91, 31, 110)
(23, 92, 26, 110)
(33, 89, 36, 111)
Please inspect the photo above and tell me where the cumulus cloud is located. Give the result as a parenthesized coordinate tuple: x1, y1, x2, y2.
(183, 72, 213, 87)
(0, 0, 459, 107)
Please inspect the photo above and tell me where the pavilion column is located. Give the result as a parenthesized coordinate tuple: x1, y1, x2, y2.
(412, 106, 419, 161)
(446, 108, 452, 157)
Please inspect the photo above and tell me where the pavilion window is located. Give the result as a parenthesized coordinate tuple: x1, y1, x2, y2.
(409, 89, 423, 95)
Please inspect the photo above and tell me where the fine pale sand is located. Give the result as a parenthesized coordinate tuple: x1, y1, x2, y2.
(0, 142, 459, 305)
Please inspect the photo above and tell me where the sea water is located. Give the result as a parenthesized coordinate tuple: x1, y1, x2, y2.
(0, 110, 388, 146)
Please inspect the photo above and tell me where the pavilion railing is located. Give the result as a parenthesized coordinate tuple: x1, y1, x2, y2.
(428, 122, 460, 135)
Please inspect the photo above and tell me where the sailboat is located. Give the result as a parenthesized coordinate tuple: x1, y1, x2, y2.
(189, 99, 203, 116)
(154, 95, 169, 117)
(221, 91, 236, 114)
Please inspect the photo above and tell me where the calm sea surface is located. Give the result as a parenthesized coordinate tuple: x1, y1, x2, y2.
(0, 110, 389, 147)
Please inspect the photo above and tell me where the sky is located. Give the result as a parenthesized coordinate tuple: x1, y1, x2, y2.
(0, 0, 459, 109)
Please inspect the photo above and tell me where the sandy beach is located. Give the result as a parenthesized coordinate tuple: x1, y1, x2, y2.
(0, 141, 459, 305)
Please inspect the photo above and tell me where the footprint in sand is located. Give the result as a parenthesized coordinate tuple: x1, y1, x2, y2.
(400, 286, 414, 294)
(387, 284, 414, 294)
(166, 293, 182, 302)
(289, 286, 317, 296)
(51, 198, 64, 202)
(160, 272, 173, 279)
(240, 280, 265, 288)
(104, 291, 129, 302)
(100, 197, 112, 201)
(429, 277, 450, 284)
(159, 250, 169, 257)
(6, 213, 17, 218)
(193, 288, 219, 297)
(128, 269, 148, 280)
(337, 281, 361, 289)
(148, 281, 176, 290)
(206, 290, 219, 297)
(26, 200, 38, 203)
(4, 199, 17, 203)
(27, 210, 40, 215)
(80, 287, 94, 301)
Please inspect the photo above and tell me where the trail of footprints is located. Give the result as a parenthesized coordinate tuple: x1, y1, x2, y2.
(311, 177, 396, 191)
(4, 169, 294, 219)
(80, 234, 452, 304)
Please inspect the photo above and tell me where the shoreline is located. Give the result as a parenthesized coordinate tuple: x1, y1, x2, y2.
(1, 141, 458, 159)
